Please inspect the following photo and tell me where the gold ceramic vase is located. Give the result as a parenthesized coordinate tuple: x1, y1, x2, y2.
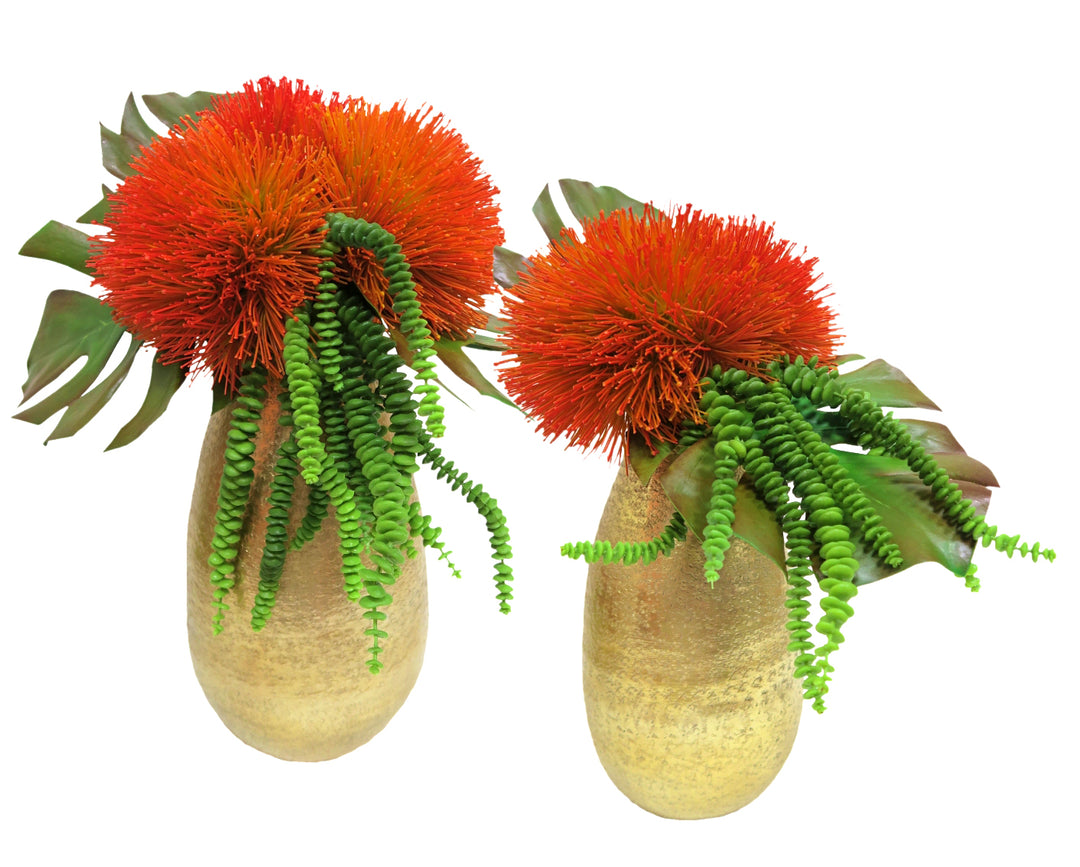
(187, 398, 428, 761)
(582, 463, 802, 818)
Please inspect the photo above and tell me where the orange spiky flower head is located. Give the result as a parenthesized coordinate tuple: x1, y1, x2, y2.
(92, 78, 330, 390)
(91, 77, 503, 391)
(499, 206, 840, 458)
(318, 100, 503, 338)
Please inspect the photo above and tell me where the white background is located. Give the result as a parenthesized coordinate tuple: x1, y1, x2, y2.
(2, 2, 1076, 864)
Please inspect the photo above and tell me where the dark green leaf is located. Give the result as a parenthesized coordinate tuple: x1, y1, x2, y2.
(107, 353, 186, 450)
(387, 328, 476, 407)
(627, 433, 672, 485)
(101, 93, 160, 178)
(731, 480, 786, 569)
(100, 121, 142, 180)
(797, 403, 854, 445)
(837, 358, 941, 409)
(120, 92, 157, 146)
(832, 450, 991, 584)
(657, 437, 715, 541)
(433, 340, 518, 408)
(19, 221, 95, 276)
(834, 353, 865, 367)
(15, 290, 125, 424)
(653, 439, 786, 569)
(77, 186, 111, 225)
(142, 90, 218, 128)
(45, 337, 141, 442)
(558, 178, 651, 224)
(493, 246, 528, 289)
(465, 334, 506, 351)
(532, 184, 568, 242)
(211, 380, 233, 415)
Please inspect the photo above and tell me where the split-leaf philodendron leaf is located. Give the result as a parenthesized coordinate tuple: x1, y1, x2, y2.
(16, 91, 215, 447)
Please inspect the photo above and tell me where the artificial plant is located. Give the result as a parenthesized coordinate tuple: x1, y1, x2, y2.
(16, 78, 514, 669)
(496, 179, 1054, 710)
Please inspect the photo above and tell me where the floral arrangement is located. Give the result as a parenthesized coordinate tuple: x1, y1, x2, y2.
(496, 180, 1055, 710)
(17, 78, 514, 669)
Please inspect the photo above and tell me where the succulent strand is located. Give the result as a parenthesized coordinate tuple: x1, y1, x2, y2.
(206, 213, 513, 667)
(252, 395, 299, 631)
(562, 355, 1054, 710)
(561, 512, 688, 566)
(417, 431, 514, 612)
(326, 213, 445, 436)
(208, 369, 267, 633)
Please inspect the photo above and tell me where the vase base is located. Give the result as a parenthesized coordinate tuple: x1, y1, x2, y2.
(583, 462, 802, 819)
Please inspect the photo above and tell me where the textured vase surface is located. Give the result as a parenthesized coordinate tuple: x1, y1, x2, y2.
(583, 463, 802, 818)
(187, 398, 428, 761)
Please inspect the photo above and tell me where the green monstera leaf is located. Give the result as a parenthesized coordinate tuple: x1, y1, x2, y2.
(653, 437, 786, 568)
(832, 450, 993, 585)
(531, 178, 654, 242)
(15, 91, 212, 447)
(14, 290, 184, 446)
(19, 221, 96, 276)
(496, 178, 653, 290)
(80, 89, 217, 222)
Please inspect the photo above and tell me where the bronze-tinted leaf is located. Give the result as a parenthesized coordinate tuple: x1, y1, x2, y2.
(19, 221, 94, 276)
(465, 314, 507, 350)
(627, 433, 672, 485)
(465, 333, 505, 351)
(100, 93, 161, 178)
(16, 291, 124, 419)
(653, 439, 786, 570)
(931, 452, 999, 487)
(45, 337, 141, 443)
(831, 450, 991, 584)
(657, 437, 715, 541)
(837, 358, 941, 409)
(731, 480, 786, 569)
(898, 417, 966, 454)
(107, 352, 186, 450)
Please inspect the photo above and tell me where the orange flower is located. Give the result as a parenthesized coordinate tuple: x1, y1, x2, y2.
(499, 207, 840, 458)
(92, 78, 330, 389)
(319, 100, 503, 338)
(91, 77, 503, 389)
(205, 76, 329, 144)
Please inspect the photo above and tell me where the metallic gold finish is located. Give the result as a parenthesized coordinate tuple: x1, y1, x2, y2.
(187, 398, 428, 761)
(583, 464, 801, 818)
